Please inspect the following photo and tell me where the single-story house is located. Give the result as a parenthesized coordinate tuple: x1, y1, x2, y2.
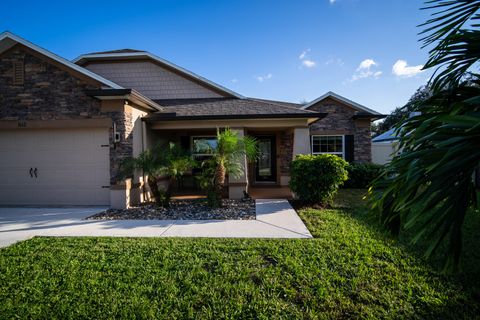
(0, 31, 383, 208)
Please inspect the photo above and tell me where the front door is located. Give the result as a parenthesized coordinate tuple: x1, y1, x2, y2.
(255, 136, 276, 183)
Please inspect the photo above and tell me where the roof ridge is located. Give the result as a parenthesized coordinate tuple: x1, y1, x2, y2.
(85, 49, 146, 55)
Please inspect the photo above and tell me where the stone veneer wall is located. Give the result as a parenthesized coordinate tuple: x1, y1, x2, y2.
(353, 120, 372, 163)
(0, 45, 133, 184)
(307, 97, 372, 163)
(279, 131, 294, 175)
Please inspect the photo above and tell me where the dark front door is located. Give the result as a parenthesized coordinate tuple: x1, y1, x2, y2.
(255, 136, 276, 183)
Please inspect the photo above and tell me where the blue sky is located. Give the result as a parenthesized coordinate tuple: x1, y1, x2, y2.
(1, 0, 434, 114)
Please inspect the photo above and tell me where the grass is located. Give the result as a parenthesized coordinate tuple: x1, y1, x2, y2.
(0, 190, 478, 319)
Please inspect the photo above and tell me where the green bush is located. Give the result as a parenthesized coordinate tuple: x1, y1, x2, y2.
(344, 163, 383, 189)
(289, 154, 348, 205)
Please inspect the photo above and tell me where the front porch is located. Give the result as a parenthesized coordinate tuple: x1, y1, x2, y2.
(142, 117, 312, 200)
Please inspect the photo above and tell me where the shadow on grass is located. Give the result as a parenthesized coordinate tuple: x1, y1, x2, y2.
(296, 188, 480, 316)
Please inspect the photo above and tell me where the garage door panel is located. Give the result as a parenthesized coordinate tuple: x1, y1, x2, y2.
(0, 128, 111, 206)
(0, 167, 33, 185)
(0, 151, 33, 166)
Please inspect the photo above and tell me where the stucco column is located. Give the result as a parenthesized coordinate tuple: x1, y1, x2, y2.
(292, 127, 311, 158)
(228, 128, 248, 199)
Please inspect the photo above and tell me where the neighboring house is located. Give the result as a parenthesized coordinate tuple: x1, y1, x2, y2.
(0, 32, 383, 208)
(372, 128, 399, 165)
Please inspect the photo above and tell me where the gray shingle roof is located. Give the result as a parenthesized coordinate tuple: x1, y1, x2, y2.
(247, 98, 305, 109)
(151, 98, 317, 117)
(142, 98, 324, 120)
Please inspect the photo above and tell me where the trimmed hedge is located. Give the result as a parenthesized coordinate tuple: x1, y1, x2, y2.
(289, 154, 348, 205)
(343, 163, 384, 189)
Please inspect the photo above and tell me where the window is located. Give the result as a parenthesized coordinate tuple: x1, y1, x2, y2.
(311, 135, 344, 158)
(191, 136, 217, 159)
(12, 61, 24, 86)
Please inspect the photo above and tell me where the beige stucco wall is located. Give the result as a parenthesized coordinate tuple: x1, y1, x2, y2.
(372, 142, 398, 165)
(229, 128, 248, 199)
(131, 106, 147, 158)
(293, 127, 311, 156)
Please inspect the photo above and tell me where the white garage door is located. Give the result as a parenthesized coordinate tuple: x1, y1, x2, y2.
(0, 128, 110, 205)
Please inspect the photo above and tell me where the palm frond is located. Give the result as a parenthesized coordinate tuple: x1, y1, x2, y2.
(369, 80, 480, 271)
(419, 0, 480, 89)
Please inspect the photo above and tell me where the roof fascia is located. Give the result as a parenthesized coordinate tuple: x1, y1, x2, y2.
(0, 31, 123, 89)
(302, 91, 381, 115)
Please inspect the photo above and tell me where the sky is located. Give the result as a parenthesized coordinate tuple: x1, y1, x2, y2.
(0, 0, 434, 114)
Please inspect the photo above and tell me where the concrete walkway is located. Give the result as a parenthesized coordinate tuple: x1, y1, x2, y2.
(0, 199, 312, 247)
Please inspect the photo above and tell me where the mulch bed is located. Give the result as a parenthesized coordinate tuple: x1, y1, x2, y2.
(87, 199, 256, 220)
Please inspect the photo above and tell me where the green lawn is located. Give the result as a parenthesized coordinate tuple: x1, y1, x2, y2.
(0, 190, 478, 319)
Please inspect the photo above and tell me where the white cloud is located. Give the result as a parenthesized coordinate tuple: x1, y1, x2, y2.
(299, 49, 310, 60)
(298, 49, 316, 68)
(329, 0, 337, 4)
(349, 58, 382, 82)
(231, 78, 238, 83)
(357, 59, 377, 71)
(392, 60, 423, 78)
(256, 73, 272, 82)
(302, 59, 316, 68)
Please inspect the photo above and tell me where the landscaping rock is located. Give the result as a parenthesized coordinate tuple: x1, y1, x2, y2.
(87, 199, 256, 220)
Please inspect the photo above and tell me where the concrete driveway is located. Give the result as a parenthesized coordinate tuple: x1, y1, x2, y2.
(0, 200, 312, 247)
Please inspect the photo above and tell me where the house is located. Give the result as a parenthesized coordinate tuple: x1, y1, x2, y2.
(372, 128, 399, 164)
(0, 32, 383, 208)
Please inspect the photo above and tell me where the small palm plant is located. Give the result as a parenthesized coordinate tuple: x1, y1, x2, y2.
(120, 142, 195, 207)
(200, 128, 258, 207)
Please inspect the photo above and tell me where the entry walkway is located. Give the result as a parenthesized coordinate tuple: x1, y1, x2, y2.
(0, 199, 312, 247)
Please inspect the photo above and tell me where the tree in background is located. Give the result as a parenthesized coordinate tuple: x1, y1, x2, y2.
(373, 86, 432, 136)
(369, 0, 480, 271)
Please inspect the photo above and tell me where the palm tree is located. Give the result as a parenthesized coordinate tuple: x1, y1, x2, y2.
(369, 0, 480, 271)
(120, 142, 194, 207)
(202, 128, 258, 207)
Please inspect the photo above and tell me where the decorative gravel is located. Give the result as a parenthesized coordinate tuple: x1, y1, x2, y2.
(87, 199, 256, 220)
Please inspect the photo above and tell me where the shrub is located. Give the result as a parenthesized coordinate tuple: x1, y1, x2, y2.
(344, 163, 384, 189)
(289, 154, 348, 205)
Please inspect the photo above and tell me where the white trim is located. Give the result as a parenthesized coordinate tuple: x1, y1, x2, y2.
(73, 51, 244, 99)
(301, 91, 381, 115)
(311, 134, 345, 159)
(0, 31, 123, 89)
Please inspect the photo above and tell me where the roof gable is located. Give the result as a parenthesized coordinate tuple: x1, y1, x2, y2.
(74, 51, 243, 99)
(0, 31, 123, 89)
(302, 91, 381, 115)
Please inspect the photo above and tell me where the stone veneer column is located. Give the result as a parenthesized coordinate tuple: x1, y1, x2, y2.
(229, 128, 248, 199)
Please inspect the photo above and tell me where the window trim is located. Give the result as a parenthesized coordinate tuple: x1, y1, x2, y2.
(311, 135, 345, 159)
(191, 135, 217, 157)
